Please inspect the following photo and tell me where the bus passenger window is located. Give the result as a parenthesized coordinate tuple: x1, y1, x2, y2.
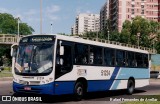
(75, 44, 88, 65)
(143, 54, 148, 68)
(116, 50, 125, 67)
(104, 48, 115, 66)
(135, 53, 143, 67)
(89, 46, 102, 65)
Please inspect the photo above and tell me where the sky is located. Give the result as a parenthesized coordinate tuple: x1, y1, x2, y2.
(0, 0, 107, 35)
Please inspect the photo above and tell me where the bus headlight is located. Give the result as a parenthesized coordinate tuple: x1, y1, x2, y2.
(42, 81, 45, 84)
(13, 77, 18, 82)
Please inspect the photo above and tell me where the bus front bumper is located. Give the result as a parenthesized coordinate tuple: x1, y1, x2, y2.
(13, 81, 55, 95)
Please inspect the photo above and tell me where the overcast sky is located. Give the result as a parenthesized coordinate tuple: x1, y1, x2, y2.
(0, 0, 106, 34)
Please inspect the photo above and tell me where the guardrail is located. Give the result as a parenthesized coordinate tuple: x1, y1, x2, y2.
(82, 37, 157, 54)
(0, 34, 18, 44)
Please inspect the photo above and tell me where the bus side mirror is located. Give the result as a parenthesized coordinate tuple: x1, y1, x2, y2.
(11, 44, 18, 57)
(60, 46, 64, 56)
(59, 41, 64, 56)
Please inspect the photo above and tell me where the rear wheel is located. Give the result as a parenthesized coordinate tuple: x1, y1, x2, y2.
(74, 82, 84, 100)
(127, 79, 135, 95)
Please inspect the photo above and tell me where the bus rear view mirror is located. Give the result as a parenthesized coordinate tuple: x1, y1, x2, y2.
(11, 43, 18, 57)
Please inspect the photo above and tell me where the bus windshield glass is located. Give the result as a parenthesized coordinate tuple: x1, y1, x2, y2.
(15, 43, 54, 76)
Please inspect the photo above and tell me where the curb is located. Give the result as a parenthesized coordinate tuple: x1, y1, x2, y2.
(0, 77, 13, 81)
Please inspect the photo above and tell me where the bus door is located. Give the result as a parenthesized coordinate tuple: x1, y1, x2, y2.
(54, 40, 74, 95)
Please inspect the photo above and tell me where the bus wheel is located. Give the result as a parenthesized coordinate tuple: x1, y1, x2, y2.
(127, 79, 135, 95)
(74, 82, 84, 100)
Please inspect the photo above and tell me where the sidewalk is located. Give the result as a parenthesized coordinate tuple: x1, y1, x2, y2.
(0, 77, 13, 81)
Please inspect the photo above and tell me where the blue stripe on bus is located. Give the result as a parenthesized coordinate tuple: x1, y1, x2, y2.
(110, 68, 149, 90)
(111, 80, 121, 90)
(116, 68, 149, 79)
(54, 81, 75, 95)
(87, 67, 120, 92)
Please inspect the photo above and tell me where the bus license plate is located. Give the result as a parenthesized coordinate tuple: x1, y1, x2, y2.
(24, 87, 31, 90)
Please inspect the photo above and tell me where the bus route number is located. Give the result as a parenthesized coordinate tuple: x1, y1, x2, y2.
(101, 70, 111, 76)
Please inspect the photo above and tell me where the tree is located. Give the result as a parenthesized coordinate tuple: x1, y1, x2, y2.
(120, 29, 130, 43)
(0, 13, 35, 66)
(120, 20, 132, 44)
(110, 30, 120, 42)
(0, 13, 34, 35)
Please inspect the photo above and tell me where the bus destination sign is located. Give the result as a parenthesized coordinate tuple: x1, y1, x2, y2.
(21, 36, 54, 43)
(31, 37, 53, 42)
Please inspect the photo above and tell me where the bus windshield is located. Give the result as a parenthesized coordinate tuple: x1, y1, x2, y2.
(15, 43, 54, 76)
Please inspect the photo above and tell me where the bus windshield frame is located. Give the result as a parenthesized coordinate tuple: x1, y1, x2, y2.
(14, 36, 55, 76)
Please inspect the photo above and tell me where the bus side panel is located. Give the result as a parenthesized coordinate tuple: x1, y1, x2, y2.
(54, 81, 75, 95)
(87, 67, 120, 92)
(87, 80, 114, 92)
(13, 81, 55, 95)
(110, 68, 149, 90)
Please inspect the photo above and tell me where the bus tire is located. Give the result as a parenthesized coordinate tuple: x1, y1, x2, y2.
(127, 79, 135, 95)
(74, 82, 84, 101)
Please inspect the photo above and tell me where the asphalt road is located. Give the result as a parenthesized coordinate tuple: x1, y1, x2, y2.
(0, 79, 160, 104)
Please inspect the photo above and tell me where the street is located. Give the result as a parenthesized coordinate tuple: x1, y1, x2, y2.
(0, 79, 160, 104)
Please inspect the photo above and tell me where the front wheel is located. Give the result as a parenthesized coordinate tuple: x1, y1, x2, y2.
(74, 82, 84, 100)
(127, 79, 135, 95)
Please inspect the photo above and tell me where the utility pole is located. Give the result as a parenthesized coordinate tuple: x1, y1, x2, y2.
(51, 23, 53, 34)
(17, 17, 20, 42)
(40, 0, 42, 34)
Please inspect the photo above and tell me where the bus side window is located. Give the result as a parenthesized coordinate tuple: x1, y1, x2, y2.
(74, 44, 88, 65)
(104, 48, 115, 66)
(89, 46, 102, 65)
(143, 54, 149, 68)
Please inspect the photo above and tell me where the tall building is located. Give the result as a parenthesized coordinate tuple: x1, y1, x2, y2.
(109, 0, 160, 32)
(100, 0, 109, 32)
(71, 25, 76, 35)
(72, 13, 100, 35)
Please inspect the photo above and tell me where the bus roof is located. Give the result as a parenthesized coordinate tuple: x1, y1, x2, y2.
(21, 34, 155, 54)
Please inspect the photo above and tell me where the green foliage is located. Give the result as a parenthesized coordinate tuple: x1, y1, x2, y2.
(121, 16, 160, 53)
(0, 13, 34, 35)
(77, 16, 160, 53)
(0, 13, 35, 66)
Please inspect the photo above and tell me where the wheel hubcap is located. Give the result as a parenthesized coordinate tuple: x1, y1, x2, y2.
(129, 83, 133, 92)
(77, 87, 83, 95)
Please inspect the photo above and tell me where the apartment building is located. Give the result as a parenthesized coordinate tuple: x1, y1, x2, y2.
(72, 13, 100, 35)
(71, 25, 76, 35)
(109, 0, 160, 32)
(100, 0, 109, 32)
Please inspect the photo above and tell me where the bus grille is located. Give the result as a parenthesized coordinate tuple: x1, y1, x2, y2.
(19, 80, 40, 85)
(17, 87, 41, 94)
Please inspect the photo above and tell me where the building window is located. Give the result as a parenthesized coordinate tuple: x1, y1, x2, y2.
(141, 10, 144, 14)
(132, 9, 134, 14)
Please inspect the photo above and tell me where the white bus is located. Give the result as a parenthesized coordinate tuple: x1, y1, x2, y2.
(11, 34, 150, 100)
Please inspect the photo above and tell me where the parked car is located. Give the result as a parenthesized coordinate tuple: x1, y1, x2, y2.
(150, 71, 160, 78)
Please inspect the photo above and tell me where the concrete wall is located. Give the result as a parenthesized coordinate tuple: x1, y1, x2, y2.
(151, 54, 160, 71)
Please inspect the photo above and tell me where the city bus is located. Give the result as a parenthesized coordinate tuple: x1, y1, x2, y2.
(11, 34, 150, 100)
